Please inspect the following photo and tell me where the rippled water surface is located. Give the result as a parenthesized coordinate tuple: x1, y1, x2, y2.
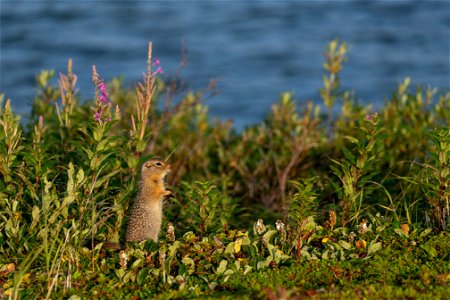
(1, 1, 449, 128)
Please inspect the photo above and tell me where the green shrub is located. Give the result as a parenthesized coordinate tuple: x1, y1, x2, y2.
(0, 40, 449, 299)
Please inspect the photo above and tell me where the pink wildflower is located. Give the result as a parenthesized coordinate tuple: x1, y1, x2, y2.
(99, 94, 109, 104)
(94, 112, 101, 122)
(149, 57, 163, 77)
(98, 81, 109, 104)
(365, 112, 378, 121)
(152, 66, 164, 77)
(91, 65, 112, 125)
(99, 81, 107, 93)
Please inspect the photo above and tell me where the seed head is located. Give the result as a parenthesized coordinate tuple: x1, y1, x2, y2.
(275, 220, 285, 233)
(167, 222, 175, 242)
(358, 219, 368, 235)
(119, 250, 128, 269)
(256, 219, 266, 235)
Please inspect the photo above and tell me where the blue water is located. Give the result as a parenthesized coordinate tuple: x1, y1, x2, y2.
(1, 1, 449, 129)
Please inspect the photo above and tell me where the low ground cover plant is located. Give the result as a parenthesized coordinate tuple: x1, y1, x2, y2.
(0, 41, 449, 299)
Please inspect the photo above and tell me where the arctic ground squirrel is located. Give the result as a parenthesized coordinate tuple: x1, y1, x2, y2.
(126, 159, 171, 242)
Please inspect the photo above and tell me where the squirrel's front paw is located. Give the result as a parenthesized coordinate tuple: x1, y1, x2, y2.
(164, 191, 174, 198)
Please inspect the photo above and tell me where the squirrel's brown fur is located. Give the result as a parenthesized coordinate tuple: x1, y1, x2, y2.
(125, 159, 171, 242)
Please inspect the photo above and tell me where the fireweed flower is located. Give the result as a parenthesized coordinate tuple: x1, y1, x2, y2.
(99, 81, 107, 93)
(91, 65, 112, 125)
(365, 112, 378, 122)
(98, 81, 110, 104)
(94, 112, 101, 122)
(151, 58, 164, 77)
(152, 66, 163, 77)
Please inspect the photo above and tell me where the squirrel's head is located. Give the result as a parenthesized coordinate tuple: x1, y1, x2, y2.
(141, 159, 171, 178)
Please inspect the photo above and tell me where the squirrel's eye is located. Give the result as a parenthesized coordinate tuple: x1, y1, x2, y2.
(155, 162, 162, 167)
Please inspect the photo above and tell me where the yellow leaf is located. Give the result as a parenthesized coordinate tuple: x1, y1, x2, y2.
(22, 273, 31, 282)
(356, 240, 366, 249)
(234, 238, 242, 253)
(322, 237, 329, 243)
(401, 224, 410, 236)
(0, 263, 15, 275)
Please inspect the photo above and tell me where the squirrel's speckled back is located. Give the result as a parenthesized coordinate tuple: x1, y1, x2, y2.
(126, 159, 171, 242)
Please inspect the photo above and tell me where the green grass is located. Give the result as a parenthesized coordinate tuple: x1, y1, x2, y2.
(0, 40, 449, 299)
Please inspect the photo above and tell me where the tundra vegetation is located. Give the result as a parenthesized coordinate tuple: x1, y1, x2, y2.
(0, 41, 449, 299)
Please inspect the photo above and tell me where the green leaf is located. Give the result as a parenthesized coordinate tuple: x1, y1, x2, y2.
(93, 127, 104, 142)
(241, 235, 251, 246)
(182, 231, 196, 242)
(166, 275, 175, 285)
(168, 241, 182, 257)
(90, 151, 115, 170)
(96, 138, 110, 152)
(232, 260, 241, 272)
(224, 242, 235, 255)
(322, 250, 329, 260)
(76, 168, 85, 185)
(130, 259, 144, 270)
(67, 162, 75, 194)
(262, 230, 277, 242)
(115, 269, 125, 280)
(94, 242, 104, 251)
(62, 196, 75, 207)
(93, 169, 120, 189)
(181, 256, 195, 275)
(300, 216, 316, 232)
(243, 265, 253, 275)
(394, 228, 405, 236)
(420, 244, 437, 258)
(344, 136, 359, 145)
(122, 272, 135, 284)
(332, 242, 343, 251)
(165, 256, 173, 275)
(367, 242, 382, 255)
(300, 247, 311, 259)
(216, 260, 228, 274)
(419, 228, 432, 238)
(342, 147, 356, 164)
(257, 256, 272, 270)
(339, 249, 346, 261)
(83, 148, 94, 160)
(329, 164, 343, 177)
(136, 267, 149, 285)
(338, 240, 352, 250)
(376, 225, 386, 233)
(31, 206, 40, 222)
